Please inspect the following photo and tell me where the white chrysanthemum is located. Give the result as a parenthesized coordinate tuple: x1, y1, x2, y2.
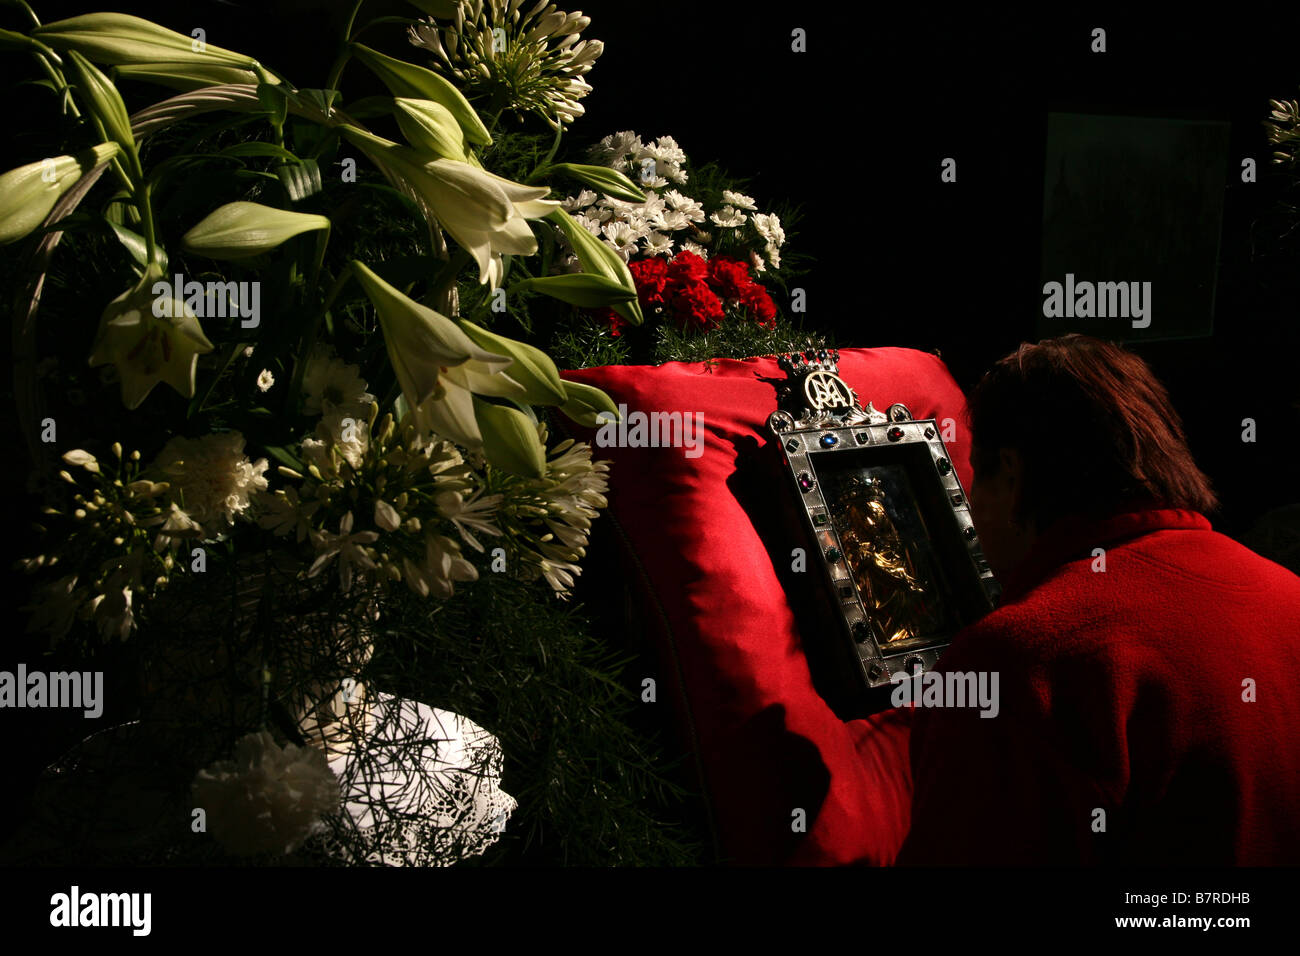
(750, 249, 767, 274)
(722, 190, 757, 211)
(592, 130, 642, 165)
(576, 213, 604, 236)
(561, 188, 597, 211)
(602, 220, 645, 260)
(152, 432, 269, 528)
(752, 211, 786, 247)
(710, 206, 746, 228)
(680, 240, 708, 259)
(302, 349, 375, 417)
(664, 190, 705, 222)
(642, 232, 673, 256)
(257, 369, 274, 392)
(651, 208, 690, 232)
(765, 243, 782, 269)
(192, 730, 341, 857)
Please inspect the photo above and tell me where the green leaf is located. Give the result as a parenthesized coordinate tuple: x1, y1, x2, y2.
(265, 445, 305, 471)
(547, 163, 646, 203)
(218, 142, 300, 162)
(105, 220, 148, 269)
(257, 82, 288, 130)
(524, 274, 637, 309)
(114, 60, 260, 90)
(294, 88, 340, 117)
(276, 159, 323, 201)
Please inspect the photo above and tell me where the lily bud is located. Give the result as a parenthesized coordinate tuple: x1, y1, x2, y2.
(546, 209, 643, 325)
(393, 98, 467, 161)
(114, 59, 265, 91)
(33, 12, 258, 68)
(547, 162, 645, 203)
(557, 379, 621, 429)
(0, 142, 120, 245)
(181, 201, 330, 260)
(458, 319, 567, 405)
(64, 51, 137, 169)
(473, 397, 546, 478)
(351, 43, 492, 146)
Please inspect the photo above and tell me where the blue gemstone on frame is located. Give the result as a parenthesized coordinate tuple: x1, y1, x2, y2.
(820, 434, 838, 448)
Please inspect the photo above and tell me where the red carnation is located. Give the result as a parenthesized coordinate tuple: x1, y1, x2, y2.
(742, 285, 778, 328)
(707, 256, 752, 301)
(670, 279, 724, 331)
(629, 256, 670, 317)
(666, 249, 708, 284)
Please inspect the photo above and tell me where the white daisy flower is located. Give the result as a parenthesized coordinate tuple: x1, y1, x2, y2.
(722, 190, 758, 211)
(710, 206, 747, 228)
(752, 212, 786, 247)
(561, 188, 597, 211)
(257, 369, 275, 392)
(681, 240, 709, 259)
(642, 232, 673, 256)
(602, 220, 645, 259)
(651, 208, 691, 232)
(751, 250, 767, 274)
(301, 349, 375, 417)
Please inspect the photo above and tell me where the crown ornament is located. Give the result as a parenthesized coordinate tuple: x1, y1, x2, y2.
(770, 349, 909, 431)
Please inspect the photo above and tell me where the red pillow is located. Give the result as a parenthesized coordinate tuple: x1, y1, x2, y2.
(561, 348, 973, 865)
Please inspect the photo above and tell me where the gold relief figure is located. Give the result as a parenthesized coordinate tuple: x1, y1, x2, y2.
(832, 475, 943, 644)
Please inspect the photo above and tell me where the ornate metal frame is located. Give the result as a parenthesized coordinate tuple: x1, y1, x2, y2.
(768, 350, 1000, 696)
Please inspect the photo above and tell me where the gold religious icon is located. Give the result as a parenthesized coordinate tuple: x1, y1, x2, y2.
(832, 475, 943, 645)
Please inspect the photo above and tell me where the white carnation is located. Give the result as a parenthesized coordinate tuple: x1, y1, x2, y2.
(192, 731, 341, 856)
(152, 432, 269, 529)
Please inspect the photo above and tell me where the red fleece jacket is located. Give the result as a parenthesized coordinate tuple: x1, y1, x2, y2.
(890, 508, 1300, 865)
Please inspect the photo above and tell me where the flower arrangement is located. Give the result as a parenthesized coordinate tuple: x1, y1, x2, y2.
(5, 0, 776, 866)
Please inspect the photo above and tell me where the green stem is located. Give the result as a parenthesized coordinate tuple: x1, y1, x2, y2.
(324, 0, 366, 91)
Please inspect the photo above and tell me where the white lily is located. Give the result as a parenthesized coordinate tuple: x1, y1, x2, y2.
(340, 126, 558, 286)
(350, 260, 526, 449)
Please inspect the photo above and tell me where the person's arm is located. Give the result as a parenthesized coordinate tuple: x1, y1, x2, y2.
(896, 640, 1111, 865)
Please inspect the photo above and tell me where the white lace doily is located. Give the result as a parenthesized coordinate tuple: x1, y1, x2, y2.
(312, 692, 517, 867)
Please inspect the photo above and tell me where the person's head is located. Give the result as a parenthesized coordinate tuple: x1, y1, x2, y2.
(965, 334, 1217, 580)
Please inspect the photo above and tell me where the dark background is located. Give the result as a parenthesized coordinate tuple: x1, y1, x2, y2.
(4, 0, 1300, 838)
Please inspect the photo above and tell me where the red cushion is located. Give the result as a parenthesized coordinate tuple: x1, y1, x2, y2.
(561, 348, 973, 865)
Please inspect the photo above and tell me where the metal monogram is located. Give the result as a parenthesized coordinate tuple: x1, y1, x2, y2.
(805, 370, 853, 410)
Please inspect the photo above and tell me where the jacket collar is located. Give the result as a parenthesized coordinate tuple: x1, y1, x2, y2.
(998, 507, 1212, 602)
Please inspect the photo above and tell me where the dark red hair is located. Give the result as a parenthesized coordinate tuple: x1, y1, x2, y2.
(966, 334, 1218, 530)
